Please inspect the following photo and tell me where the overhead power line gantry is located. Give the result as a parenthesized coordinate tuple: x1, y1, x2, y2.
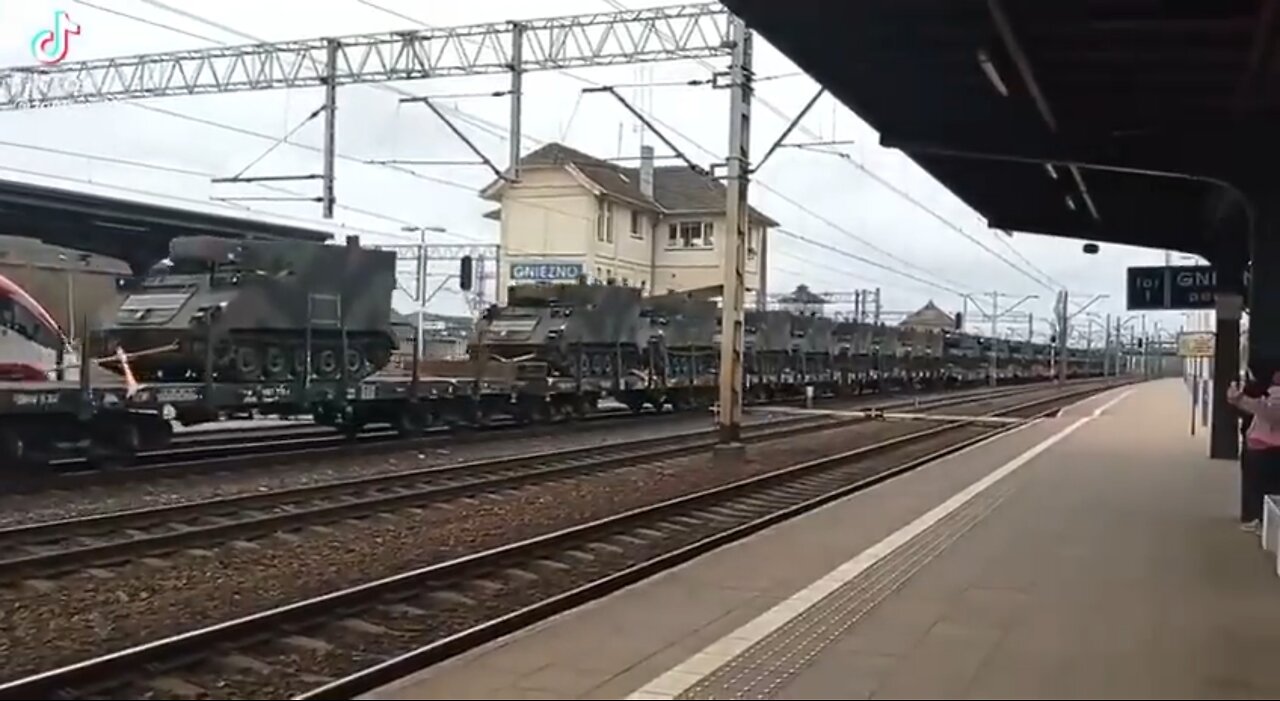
(0, 3, 733, 217)
(0, 1, 761, 449)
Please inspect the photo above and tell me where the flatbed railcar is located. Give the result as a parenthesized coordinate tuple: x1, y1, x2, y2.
(0, 339, 1106, 470)
(0, 278, 1109, 470)
(0, 363, 610, 469)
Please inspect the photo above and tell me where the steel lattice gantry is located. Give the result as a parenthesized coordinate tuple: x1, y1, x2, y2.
(0, 2, 757, 447)
(0, 4, 731, 105)
(0, 3, 734, 217)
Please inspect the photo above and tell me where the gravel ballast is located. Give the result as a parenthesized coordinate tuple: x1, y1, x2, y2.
(0, 411, 796, 529)
(0, 413, 961, 683)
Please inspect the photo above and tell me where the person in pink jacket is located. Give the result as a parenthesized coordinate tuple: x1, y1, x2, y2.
(1227, 365, 1280, 533)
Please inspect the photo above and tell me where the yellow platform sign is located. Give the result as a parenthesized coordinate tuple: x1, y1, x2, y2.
(1178, 331, 1216, 358)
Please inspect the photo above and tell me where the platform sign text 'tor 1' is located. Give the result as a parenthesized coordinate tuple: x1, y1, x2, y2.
(1126, 265, 1218, 310)
(1177, 331, 1216, 358)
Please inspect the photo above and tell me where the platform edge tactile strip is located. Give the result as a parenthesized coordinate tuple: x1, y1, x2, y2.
(674, 480, 1020, 700)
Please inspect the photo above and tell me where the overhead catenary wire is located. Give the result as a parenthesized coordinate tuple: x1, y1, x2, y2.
(772, 247, 894, 293)
(56, 0, 1048, 304)
(600, 73, 1054, 297)
(0, 161, 405, 243)
(360, 0, 977, 300)
(776, 228, 967, 298)
(129, 102, 484, 195)
(57, 0, 583, 231)
(584, 92, 980, 296)
(1, 126, 930, 307)
(143, 0, 1047, 301)
(76, 0, 222, 43)
(96, 0, 532, 146)
(0, 138, 483, 243)
(749, 87, 1062, 292)
(229, 105, 325, 180)
(61, 5, 509, 191)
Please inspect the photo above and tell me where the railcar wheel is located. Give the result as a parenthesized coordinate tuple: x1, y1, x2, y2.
(265, 346, 292, 380)
(345, 348, 366, 379)
(234, 346, 262, 381)
(137, 415, 174, 451)
(314, 350, 339, 379)
(394, 405, 429, 438)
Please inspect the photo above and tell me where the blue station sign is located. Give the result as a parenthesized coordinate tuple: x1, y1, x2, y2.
(510, 261, 584, 282)
(1126, 265, 1217, 310)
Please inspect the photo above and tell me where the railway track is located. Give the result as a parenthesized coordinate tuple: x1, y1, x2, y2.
(0, 382, 1058, 581)
(0, 379, 1125, 700)
(0, 414, 840, 582)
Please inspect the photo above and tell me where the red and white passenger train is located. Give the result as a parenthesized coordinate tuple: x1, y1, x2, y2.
(0, 271, 72, 381)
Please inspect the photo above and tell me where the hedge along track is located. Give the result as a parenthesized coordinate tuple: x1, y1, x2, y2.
(0, 380, 1127, 700)
(0, 381, 1072, 584)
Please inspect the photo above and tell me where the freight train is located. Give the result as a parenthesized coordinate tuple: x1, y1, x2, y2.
(467, 282, 1103, 416)
(0, 237, 1107, 468)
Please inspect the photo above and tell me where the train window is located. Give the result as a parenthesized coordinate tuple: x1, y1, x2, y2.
(0, 297, 59, 349)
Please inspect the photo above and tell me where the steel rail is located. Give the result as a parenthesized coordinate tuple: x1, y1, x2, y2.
(0, 381, 1070, 580)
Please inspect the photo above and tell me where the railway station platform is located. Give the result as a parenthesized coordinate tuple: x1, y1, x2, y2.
(363, 378, 1280, 700)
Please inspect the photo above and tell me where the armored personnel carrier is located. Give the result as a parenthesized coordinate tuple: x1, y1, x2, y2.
(473, 282, 648, 380)
(641, 291, 719, 383)
(92, 235, 398, 383)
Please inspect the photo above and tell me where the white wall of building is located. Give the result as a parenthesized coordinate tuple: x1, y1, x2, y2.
(496, 168, 595, 301)
(653, 215, 763, 294)
(493, 169, 768, 303)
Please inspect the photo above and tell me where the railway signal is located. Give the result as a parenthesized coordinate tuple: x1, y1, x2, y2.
(459, 256, 474, 291)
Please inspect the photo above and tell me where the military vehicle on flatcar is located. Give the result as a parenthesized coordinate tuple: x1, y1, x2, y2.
(91, 235, 398, 383)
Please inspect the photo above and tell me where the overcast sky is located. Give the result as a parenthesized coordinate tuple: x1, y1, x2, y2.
(0, 0, 1204, 344)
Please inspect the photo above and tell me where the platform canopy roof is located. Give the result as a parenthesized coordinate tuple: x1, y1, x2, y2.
(0, 178, 333, 274)
(721, 0, 1277, 267)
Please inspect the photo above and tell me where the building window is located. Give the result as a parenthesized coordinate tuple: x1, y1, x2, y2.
(597, 200, 613, 243)
(748, 227, 759, 260)
(630, 210, 644, 239)
(666, 220, 714, 249)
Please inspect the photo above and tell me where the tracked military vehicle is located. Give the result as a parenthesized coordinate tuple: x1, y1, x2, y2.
(93, 235, 398, 383)
(473, 282, 648, 381)
(642, 291, 719, 380)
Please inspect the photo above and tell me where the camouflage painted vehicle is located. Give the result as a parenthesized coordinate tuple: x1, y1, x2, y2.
(92, 235, 398, 383)
(472, 283, 648, 381)
(641, 291, 719, 386)
(790, 312, 836, 384)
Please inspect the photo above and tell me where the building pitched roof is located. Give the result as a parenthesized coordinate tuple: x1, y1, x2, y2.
(483, 142, 780, 227)
(777, 284, 827, 305)
(899, 300, 955, 329)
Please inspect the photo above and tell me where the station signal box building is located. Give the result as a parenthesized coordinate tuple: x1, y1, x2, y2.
(481, 143, 778, 305)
